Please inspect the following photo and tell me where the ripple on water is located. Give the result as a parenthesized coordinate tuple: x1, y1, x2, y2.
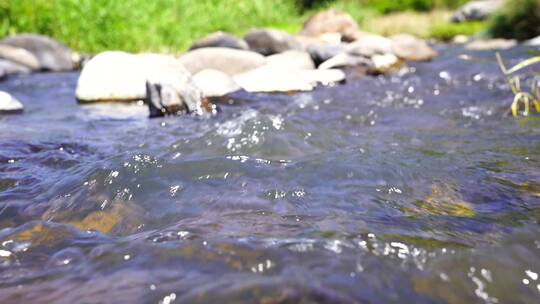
(0, 46, 539, 302)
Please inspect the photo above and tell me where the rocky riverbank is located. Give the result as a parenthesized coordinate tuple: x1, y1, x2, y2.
(0, 5, 534, 117)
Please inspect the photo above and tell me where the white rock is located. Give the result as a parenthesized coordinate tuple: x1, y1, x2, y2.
(0, 91, 24, 113)
(346, 35, 394, 57)
(233, 65, 344, 93)
(76, 51, 194, 103)
(465, 39, 517, 51)
(525, 35, 540, 46)
(178, 47, 267, 76)
(266, 50, 315, 70)
(372, 54, 402, 74)
(193, 69, 240, 97)
(318, 53, 372, 70)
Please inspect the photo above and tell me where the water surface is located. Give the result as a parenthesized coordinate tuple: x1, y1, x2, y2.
(0, 46, 539, 303)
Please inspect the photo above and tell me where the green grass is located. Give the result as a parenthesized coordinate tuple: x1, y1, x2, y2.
(0, 0, 300, 53)
(430, 21, 487, 41)
(0, 0, 488, 53)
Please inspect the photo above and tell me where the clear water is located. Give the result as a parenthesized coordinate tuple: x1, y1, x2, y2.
(0, 46, 539, 304)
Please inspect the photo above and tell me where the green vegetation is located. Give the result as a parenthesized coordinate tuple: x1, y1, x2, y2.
(430, 21, 486, 41)
(496, 53, 540, 117)
(487, 0, 540, 41)
(0, 0, 300, 53)
(0, 0, 534, 53)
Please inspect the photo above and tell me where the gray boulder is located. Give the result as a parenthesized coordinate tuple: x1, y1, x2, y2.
(0, 44, 40, 70)
(145, 77, 206, 118)
(244, 29, 301, 55)
(300, 9, 361, 42)
(178, 47, 266, 76)
(452, 0, 504, 23)
(346, 35, 394, 57)
(465, 38, 517, 50)
(0, 59, 31, 75)
(189, 31, 249, 51)
(76, 51, 196, 103)
(1, 34, 73, 71)
(192, 69, 240, 98)
(307, 43, 348, 66)
(391, 34, 437, 62)
(0, 91, 24, 114)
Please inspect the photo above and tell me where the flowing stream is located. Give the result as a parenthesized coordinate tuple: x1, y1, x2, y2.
(0, 45, 539, 303)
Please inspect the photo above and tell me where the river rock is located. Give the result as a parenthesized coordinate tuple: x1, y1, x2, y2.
(306, 43, 348, 66)
(300, 9, 360, 42)
(465, 38, 517, 51)
(178, 47, 266, 76)
(346, 35, 394, 57)
(0, 91, 24, 114)
(76, 51, 196, 103)
(452, 0, 504, 23)
(266, 50, 315, 70)
(391, 34, 437, 62)
(1, 34, 73, 71)
(244, 29, 301, 56)
(192, 69, 240, 98)
(372, 54, 402, 74)
(144, 77, 205, 117)
(318, 53, 373, 70)
(0, 59, 32, 75)
(189, 31, 249, 51)
(296, 33, 343, 50)
(525, 35, 540, 46)
(0, 44, 40, 70)
(233, 65, 345, 93)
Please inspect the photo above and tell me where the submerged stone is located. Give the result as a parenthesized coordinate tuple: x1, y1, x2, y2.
(412, 182, 476, 218)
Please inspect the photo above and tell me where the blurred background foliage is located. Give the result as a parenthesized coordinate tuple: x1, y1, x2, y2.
(487, 0, 540, 41)
(0, 0, 537, 53)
